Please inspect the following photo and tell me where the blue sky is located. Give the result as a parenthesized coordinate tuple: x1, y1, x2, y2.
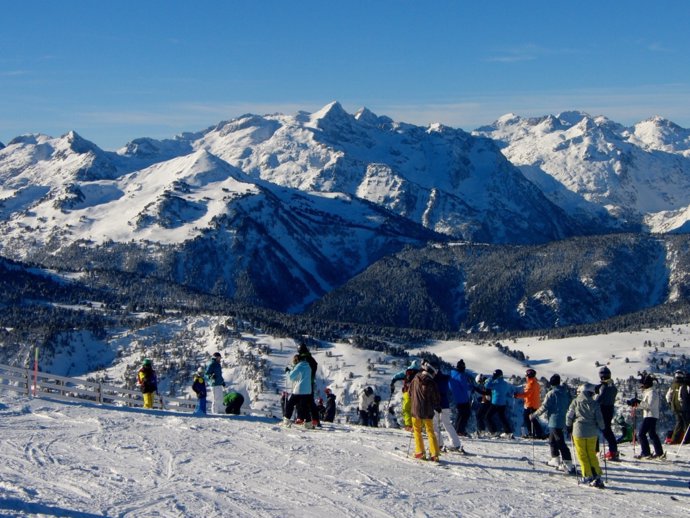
(2, 0, 690, 150)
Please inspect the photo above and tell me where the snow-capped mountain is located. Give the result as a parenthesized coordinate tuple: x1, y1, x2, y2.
(475, 112, 690, 232)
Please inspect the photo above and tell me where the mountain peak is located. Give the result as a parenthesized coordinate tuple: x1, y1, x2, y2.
(309, 101, 350, 125)
(61, 130, 100, 155)
(556, 111, 591, 127)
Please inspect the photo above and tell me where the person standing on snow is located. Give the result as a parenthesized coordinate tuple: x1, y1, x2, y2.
(286, 354, 317, 428)
(531, 374, 575, 474)
(191, 367, 207, 415)
(358, 386, 376, 426)
(516, 368, 545, 439)
(473, 374, 491, 436)
(205, 352, 225, 414)
(137, 358, 158, 409)
(666, 370, 690, 445)
(449, 360, 472, 436)
(595, 366, 619, 461)
(323, 387, 337, 423)
(391, 360, 421, 431)
(433, 364, 466, 453)
(485, 369, 517, 438)
(628, 374, 665, 459)
(297, 342, 321, 427)
(566, 383, 605, 488)
(409, 361, 442, 461)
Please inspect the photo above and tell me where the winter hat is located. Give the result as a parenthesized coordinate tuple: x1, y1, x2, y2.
(492, 369, 503, 379)
(674, 370, 685, 381)
(324, 387, 332, 394)
(142, 358, 152, 366)
(213, 352, 221, 359)
(525, 368, 536, 378)
(456, 360, 466, 372)
(549, 374, 561, 386)
(599, 366, 611, 380)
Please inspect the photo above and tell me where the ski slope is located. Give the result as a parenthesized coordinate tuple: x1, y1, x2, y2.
(0, 393, 688, 518)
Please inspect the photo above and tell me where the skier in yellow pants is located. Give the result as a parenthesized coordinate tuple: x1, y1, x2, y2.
(409, 361, 441, 461)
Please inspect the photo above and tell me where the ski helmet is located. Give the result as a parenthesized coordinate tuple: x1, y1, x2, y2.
(674, 370, 685, 381)
(599, 366, 611, 380)
(492, 369, 503, 379)
(475, 374, 486, 384)
(525, 368, 536, 378)
(213, 352, 222, 359)
(142, 358, 152, 367)
(456, 360, 466, 372)
(196, 367, 204, 375)
(549, 374, 561, 386)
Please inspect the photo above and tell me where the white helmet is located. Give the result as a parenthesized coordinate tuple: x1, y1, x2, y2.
(577, 383, 596, 395)
(475, 373, 486, 384)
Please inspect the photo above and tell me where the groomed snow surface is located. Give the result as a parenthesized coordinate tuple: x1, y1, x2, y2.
(0, 392, 688, 518)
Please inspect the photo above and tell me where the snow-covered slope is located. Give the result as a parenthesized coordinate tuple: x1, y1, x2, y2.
(1, 321, 690, 517)
(475, 112, 690, 233)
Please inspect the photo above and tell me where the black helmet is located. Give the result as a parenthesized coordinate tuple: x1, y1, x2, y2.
(674, 370, 685, 381)
(525, 368, 536, 378)
(456, 360, 466, 373)
(549, 374, 561, 386)
(492, 369, 503, 379)
(599, 366, 611, 380)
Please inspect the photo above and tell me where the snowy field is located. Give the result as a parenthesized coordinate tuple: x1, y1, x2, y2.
(1, 323, 690, 517)
(0, 393, 688, 518)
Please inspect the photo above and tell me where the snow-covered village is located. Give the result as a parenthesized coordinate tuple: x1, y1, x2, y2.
(4, 2, 690, 517)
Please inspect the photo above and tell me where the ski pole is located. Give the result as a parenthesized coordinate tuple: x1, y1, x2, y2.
(674, 423, 690, 458)
(530, 420, 536, 470)
(600, 434, 607, 483)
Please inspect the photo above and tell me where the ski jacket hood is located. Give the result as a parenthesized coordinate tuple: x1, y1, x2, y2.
(288, 360, 313, 395)
(566, 392, 604, 438)
(409, 370, 441, 420)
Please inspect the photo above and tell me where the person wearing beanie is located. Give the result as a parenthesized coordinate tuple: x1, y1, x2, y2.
(205, 352, 225, 414)
(629, 374, 664, 459)
(567, 383, 605, 488)
(192, 367, 207, 415)
(516, 368, 545, 439)
(531, 373, 574, 474)
(137, 358, 158, 409)
(595, 366, 619, 461)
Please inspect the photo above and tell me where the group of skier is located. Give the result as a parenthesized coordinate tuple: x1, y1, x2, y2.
(136, 352, 245, 416)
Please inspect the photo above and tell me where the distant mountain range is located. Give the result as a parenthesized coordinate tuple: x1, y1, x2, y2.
(2, 102, 690, 329)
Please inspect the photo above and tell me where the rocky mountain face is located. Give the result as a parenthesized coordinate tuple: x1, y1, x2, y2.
(474, 112, 690, 233)
(2, 103, 690, 328)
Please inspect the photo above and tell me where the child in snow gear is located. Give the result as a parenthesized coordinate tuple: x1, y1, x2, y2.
(516, 368, 545, 439)
(666, 370, 690, 444)
(386, 405, 400, 429)
(449, 360, 472, 436)
(595, 366, 619, 461)
(615, 414, 634, 444)
(316, 397, 326, 421)
(409, 361, 441, 461)
(137, 358, 158, 409)
(566, 383, 605, 488)
(323, 387, 336, 423)
(205, 352, 225, 414)
(485, 369, 517, 438)
(391, 360, 421, 431)
(473, 374, 491, 436)
(192, 367, 207, 415)
(358, 387, 376, 426)
(531, 374, 575, 474)
(629, 374, 665, 459)
(223, 390, 245, 415)
(286, 355, 317, 427)
(433, 365, 465, 453)
(369, 395, 382, 427)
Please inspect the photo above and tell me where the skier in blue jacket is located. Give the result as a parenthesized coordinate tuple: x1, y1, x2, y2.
(286, 355, 316, 428)
(449, 360, 472, 436)
(484, 369, 517, 437)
